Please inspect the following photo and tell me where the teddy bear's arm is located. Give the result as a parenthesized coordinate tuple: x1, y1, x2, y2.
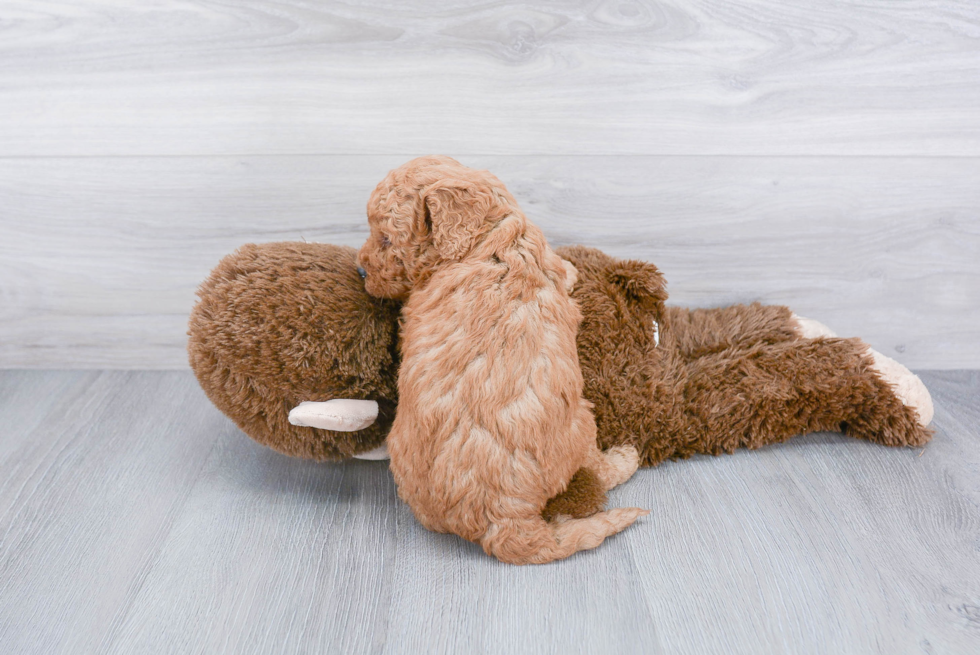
(287, 400, 390, 459)
(288, 399, 379, 432)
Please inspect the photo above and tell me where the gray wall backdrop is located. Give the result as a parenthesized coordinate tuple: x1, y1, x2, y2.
(1, 0, 978, 369)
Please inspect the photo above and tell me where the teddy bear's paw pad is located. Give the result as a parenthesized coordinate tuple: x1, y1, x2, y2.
(352, 442, 390, 460)
(867, 348, 935, 427)
(791, 313, 838, 339)
(598, 445, 641, 489)
(288, 399, 379, 432)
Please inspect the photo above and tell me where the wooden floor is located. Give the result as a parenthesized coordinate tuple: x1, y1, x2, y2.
(0, 369, 978, 654)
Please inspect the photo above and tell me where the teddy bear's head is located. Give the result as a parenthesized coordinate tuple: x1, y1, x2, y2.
(188, 242, 401, 460)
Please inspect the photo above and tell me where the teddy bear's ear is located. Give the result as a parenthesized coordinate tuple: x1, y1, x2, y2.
(607, 260, 668, 312)
(421, 178, 501, 260)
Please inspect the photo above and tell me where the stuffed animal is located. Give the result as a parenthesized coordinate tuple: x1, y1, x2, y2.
(188, 241, 933, 518)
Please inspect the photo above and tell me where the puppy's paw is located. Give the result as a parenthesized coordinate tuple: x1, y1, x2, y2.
(561, 259, 578, 293)
(865, 348, 934, 427)
(599, 445, 641, 489)
(791, 313, 838, 339)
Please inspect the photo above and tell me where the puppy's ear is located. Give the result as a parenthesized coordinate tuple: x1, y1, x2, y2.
(421, 178, 500, 260)
(607, 260, 668, 315)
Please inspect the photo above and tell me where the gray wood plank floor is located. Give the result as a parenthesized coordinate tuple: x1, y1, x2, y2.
(1, 370, 977, 655)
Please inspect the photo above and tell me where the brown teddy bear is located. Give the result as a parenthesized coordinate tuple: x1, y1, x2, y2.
(188, 241, 933, 518)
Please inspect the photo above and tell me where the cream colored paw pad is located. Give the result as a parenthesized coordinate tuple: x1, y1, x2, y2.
(288, 399, 379, 432)
(867, 348, 935, 427)
(791, 313, 838, 339)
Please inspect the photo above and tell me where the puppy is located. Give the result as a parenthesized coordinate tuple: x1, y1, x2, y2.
(357, 156, 646, 564)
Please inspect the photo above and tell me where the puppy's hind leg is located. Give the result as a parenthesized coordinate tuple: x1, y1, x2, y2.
(584, 444, 641, 491)
(481, 508, 648, 565)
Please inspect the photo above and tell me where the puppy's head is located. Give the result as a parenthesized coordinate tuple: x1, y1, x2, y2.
(357, 156, 513, 299)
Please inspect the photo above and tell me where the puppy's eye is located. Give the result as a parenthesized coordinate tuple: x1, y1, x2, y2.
(380, 235, 391, 248)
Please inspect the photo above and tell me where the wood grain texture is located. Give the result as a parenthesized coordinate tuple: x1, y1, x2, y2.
(2, 155, 977, 369)
(0, 371, 226, 655)
(0, 370, 978, 654)
(1, 1, 979, 156)
(1, 2, 978, 366)
(622, 369, 980, 655)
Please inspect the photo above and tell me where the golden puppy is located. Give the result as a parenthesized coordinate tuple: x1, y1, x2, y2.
(357, 156, 646, 564)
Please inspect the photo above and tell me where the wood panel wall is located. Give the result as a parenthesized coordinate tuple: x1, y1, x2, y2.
(1, 1, 978, 368)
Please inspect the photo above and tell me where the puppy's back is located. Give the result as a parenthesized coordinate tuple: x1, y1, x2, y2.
(389, 229, 588, 539)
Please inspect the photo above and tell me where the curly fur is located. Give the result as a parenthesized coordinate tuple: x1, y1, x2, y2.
(357, 156, 645, 564)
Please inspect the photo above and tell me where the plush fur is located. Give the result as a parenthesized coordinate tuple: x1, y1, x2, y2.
(187, 242, 400, 460)
(541, 468, 608, 522)
(559, 246, 933, 473)
(356, 156, 645, 564)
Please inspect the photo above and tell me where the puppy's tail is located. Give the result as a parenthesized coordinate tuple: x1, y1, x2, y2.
(480, 507, 648, 565)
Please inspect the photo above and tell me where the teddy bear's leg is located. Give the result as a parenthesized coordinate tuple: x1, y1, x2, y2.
(790, 313, 837, 339)
(865, 348, 934, 426)
(664, 303, 801, 359)
(656, 336, 933, 463)
(790, 314, 933, 426)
